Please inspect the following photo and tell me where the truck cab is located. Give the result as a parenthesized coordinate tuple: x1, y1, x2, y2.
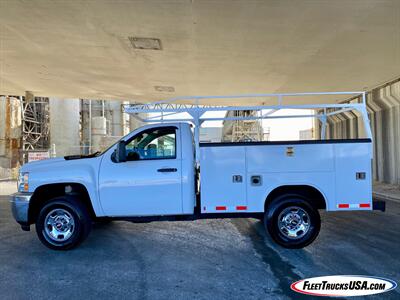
(99, 123, 195, 216)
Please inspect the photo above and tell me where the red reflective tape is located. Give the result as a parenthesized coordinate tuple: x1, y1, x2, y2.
(359, 203, 370, 208)
(338, 204, 349, 208)
(236, 206, 247, 211)
(216, 206, 226, 211)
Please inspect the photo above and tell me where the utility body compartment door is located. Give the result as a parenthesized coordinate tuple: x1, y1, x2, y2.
(200, 146, 246, 213)
(334, 142, 372, 210)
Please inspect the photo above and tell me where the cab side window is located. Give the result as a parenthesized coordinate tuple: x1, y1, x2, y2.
(125, 127, 176, 161)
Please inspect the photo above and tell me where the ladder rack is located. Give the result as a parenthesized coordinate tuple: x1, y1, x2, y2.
(122, 91, 371, 164)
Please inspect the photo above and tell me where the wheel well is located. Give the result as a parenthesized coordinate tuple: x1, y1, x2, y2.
(265, 185, 326, 211)
(28, 183, 96, 224)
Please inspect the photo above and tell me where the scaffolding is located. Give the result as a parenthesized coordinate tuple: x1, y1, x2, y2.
(22, 97, 50, 154)
(223, 110, 264, 142)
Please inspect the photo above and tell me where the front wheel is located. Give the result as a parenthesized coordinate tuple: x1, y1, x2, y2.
(265, 197, 320, 249)
(35, 197, 92, 250)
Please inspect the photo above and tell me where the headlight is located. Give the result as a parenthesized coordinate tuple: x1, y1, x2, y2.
(18, 172, 29, 192)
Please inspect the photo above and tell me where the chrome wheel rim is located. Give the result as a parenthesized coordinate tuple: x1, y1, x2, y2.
(278, 206, 310, 239)
(44, 208, 75, 242)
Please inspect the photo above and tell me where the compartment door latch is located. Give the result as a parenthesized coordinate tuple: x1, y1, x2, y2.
(356, 172, 366, 180)
(232, 175, 243, 183)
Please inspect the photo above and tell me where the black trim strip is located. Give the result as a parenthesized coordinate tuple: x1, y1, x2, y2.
(200, 138, 372, 147)
(105, 212, 264, 223)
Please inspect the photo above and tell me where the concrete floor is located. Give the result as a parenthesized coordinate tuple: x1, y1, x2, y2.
(0, 195, 399, 300)
(373, 181, 400, 203)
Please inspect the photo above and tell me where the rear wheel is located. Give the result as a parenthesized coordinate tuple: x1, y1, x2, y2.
(265, 197, 320, 249)
(35, 196, 92, 250)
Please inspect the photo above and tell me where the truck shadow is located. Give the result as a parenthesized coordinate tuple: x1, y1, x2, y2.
(231, 218, 344, 300)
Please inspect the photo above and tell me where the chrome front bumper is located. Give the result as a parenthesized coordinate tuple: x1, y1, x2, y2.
(10, 192, 33, 225)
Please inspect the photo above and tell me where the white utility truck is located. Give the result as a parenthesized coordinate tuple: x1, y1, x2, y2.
(11, 92, 385, 250)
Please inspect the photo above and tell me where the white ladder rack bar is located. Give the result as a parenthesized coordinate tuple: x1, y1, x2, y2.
(122, 91, 371, 165)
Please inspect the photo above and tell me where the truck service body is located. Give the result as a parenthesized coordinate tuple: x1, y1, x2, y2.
(10, 92, 385, 250)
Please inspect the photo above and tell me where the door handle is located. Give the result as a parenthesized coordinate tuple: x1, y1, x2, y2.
(157, 168, 177, 173)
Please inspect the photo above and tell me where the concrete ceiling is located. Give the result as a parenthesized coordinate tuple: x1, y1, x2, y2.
(0, 0, 399, 105)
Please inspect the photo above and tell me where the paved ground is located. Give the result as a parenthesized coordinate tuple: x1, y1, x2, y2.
(0, 194, 399, 300)
(373, 181, 400, 203)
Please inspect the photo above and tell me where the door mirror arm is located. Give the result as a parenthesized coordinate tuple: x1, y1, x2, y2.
(115, 140, 127, 163)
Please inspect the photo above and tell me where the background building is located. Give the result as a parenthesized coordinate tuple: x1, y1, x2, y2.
(0, 0, 399, 185)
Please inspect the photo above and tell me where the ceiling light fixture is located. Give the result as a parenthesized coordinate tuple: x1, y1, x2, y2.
(154, 86, 175, 92)
(129, 37, 162, 50)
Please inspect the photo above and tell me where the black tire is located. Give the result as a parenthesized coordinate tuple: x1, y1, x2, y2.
(264, 196, 320, 249)
(35, 196, 92, 250)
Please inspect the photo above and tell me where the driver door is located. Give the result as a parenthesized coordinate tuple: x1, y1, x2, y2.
(99, 125, 182, 216)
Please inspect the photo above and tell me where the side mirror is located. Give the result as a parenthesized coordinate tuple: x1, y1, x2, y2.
(115, 140, 126, 163)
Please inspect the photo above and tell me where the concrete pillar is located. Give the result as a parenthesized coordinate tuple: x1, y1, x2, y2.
(372, 83, 400, 184)
(91, 116, 107, 153)
(122, 101, 130, 135)
(0, 96, 22, 179)
(108, 100, 123, 137)
(313, 118, 320, 139)
(327, 78, 400, 185)
(49, 98, 80, 157)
